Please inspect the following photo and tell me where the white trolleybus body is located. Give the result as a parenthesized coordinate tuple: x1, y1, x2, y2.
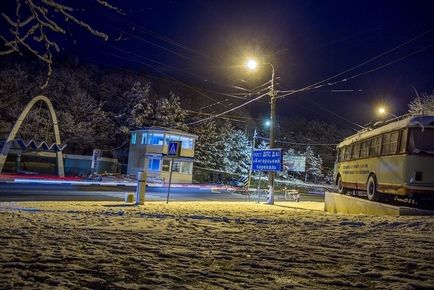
(334, 114, 434, 202)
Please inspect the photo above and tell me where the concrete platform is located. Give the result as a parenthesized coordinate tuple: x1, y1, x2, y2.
(325, 192, 434, 216)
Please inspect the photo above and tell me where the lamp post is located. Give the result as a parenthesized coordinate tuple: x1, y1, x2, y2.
(246, 59, 277, 205)
(246, 120, 271, 193)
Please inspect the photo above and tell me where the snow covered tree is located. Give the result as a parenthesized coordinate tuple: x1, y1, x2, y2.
(58, 90, 114, 154)
(192, 120, 220, 169)
(121, 81, 153, 133)
(279, 148, 297, 179)
(229, 129, 251, 174)
(153, 91, 188, 130)
(408, 92, 434, 115)
(304, 146, 324, 183)
(256, 140, 269, 150)
(216, 122, 250, 174)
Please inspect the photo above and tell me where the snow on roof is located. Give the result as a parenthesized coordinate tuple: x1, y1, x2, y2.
(338, 114, 434, 148)
(131, 126, 197, 138)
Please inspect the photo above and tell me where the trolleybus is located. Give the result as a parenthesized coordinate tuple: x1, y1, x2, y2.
(334, 114, 434, 202)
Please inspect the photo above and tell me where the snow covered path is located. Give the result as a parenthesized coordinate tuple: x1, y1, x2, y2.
(0, 201, 433, 289)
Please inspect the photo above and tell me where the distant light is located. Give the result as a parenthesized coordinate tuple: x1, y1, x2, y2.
(378, 107, 386, 114)
(265, 120, 271, 127)
(246, 59, 257, 71)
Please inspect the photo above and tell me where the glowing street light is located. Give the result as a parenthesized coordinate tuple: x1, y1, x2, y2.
(264, 119, 271, 127)
(377, 106, 397, 118)
(246, 59, 258, 71)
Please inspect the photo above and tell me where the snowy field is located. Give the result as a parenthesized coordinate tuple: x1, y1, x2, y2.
(0, 201, 433, 289)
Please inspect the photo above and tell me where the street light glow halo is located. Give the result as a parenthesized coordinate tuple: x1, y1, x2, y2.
(246, 59, 257, 70)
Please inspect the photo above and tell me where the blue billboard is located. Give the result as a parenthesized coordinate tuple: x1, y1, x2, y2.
(252, 149, 283, 172)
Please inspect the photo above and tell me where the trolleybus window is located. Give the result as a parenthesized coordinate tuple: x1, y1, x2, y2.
(360, 140, 370, 157)
(381, 132, 399, 155)
(344, 145, 352, 161)
(352, 143, 360, 159)
(369, 136, 381, 156)
(409, 128, 434, 154)
(399, 128, 408, 153)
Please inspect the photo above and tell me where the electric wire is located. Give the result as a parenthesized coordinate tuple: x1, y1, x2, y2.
(280, 26, 434, 93)
(255, 136, 337, 147)
(277, 42, 434, 100)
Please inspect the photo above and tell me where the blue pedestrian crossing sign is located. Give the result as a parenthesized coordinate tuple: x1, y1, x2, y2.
(167, 141, 182, 157)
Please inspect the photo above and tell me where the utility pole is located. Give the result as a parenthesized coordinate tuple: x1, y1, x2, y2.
(246, 128, 257, 191)
(267, 63, 276, 205)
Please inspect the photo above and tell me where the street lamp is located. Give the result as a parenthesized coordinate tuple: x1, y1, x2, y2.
(264, 119, 271, 127)
(378, 106, 397, 118)
(246, 58, 277, 205)
(246, 59, 258, 71)
(246, 119, 271, 194)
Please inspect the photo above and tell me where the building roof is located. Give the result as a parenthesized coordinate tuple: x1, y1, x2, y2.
(131, 126, 197, 138)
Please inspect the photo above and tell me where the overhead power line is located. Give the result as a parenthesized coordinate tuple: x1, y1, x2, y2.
(287, 26, 434, 92)
(92, 6, 213, 61)
(277, 42, 434, 100)
(188, 36, 434, 125)
(256, 136, 337, 147)
(187, 92, 269, 125)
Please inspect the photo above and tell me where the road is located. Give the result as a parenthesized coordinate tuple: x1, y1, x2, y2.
(0, 180, 324, 202)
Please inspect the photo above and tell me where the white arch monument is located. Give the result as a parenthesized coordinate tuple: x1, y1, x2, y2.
(0, 95, 65, 177)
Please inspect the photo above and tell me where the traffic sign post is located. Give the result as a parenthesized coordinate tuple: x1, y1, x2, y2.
(166, 141, 181, 204)
(252, 149, 283, 204)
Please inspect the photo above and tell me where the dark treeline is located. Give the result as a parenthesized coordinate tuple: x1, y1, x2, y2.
(0, 56, 350, 180)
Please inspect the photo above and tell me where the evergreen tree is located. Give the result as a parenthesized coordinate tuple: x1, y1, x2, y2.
(58, 90, 114, 154)
(229, 129, 251, 174)
(304, 146, 324, 183)
(121, 81, 153, 133)
(279, 148, 297, 179)
(216, 122, 250, 174)
(192, 120, 220, 169)
(153, 91, 188, 130)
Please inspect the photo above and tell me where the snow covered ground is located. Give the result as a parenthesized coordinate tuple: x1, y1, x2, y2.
(0, 201, 433, 289)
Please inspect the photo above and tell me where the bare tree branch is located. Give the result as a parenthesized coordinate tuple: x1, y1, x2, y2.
(0, 0, 121, 88)
(96, 0, 126, 15)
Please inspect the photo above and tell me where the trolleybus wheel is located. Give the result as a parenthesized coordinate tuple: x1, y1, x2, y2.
(337, 175, 347, 194)
(366, 175, 380, 201)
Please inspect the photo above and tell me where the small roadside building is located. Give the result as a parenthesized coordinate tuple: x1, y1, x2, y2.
(127, 126, 198, 184)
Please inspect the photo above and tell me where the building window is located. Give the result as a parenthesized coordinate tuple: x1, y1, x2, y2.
(148, 158, 161, 171)
(162, 159, 171, 171)
(149, 133, 164, 145)
(141, 133, 148, 144)
(165, 134, 180, 144)
(171, 161, 192, 174)
(131, 133, 137, 145)
(172, 161, 180, 172)
(180, 162, 192, 174)
(180, 136, 194, 149)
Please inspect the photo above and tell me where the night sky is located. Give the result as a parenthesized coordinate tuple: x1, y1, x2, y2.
(2, 0, 434, 129)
